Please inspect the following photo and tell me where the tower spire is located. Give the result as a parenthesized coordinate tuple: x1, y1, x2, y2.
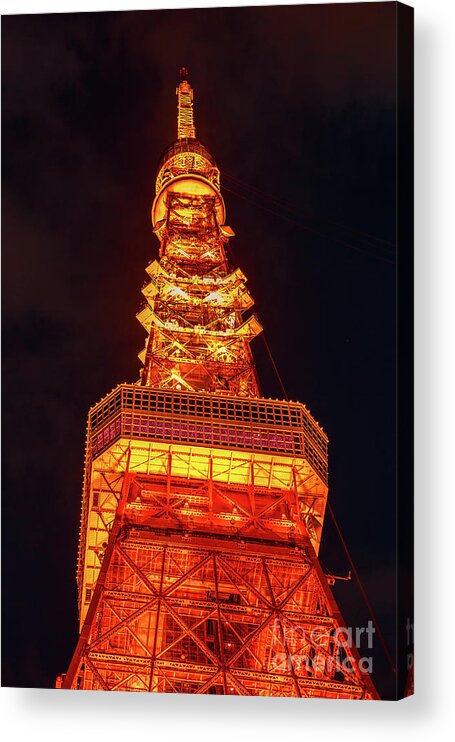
(177, 67, 196, 139)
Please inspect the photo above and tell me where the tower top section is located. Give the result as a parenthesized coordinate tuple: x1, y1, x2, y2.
(152, 69, 224, 227)
(177, 67, 196, 139)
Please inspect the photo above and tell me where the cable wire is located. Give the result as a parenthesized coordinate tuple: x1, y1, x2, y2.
(326, 501, 397, 676)
(259, 326, 397, 677)
(222, 169, 396, 252)
(221, 178, 395, 265)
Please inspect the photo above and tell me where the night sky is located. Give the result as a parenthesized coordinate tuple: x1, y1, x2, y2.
(2, 3, 398, 697)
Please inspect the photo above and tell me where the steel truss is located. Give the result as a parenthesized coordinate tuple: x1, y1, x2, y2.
(63, 472, 377, 698)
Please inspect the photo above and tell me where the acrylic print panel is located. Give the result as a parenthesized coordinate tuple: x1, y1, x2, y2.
(1, 2, 413, 700)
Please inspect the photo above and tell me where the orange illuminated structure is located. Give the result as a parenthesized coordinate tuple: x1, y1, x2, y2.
(60, 69, 378, 698)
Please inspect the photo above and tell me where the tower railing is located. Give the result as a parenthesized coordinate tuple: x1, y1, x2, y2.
(88, 384, 328, 483)
(158, 138, 216, 171)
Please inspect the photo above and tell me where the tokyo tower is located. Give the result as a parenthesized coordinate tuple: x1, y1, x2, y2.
(60, 69, 378, 699)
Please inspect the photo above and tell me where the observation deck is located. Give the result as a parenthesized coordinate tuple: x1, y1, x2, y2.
(153, 138, 223, 226)
(88, 384, 328, 484)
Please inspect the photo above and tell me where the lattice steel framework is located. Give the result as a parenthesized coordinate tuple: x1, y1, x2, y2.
(60, 70, 378, 699)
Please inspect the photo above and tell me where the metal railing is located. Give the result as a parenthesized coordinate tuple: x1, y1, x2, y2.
(88, 385, 328, 483)
(157, 138, 216, 171)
